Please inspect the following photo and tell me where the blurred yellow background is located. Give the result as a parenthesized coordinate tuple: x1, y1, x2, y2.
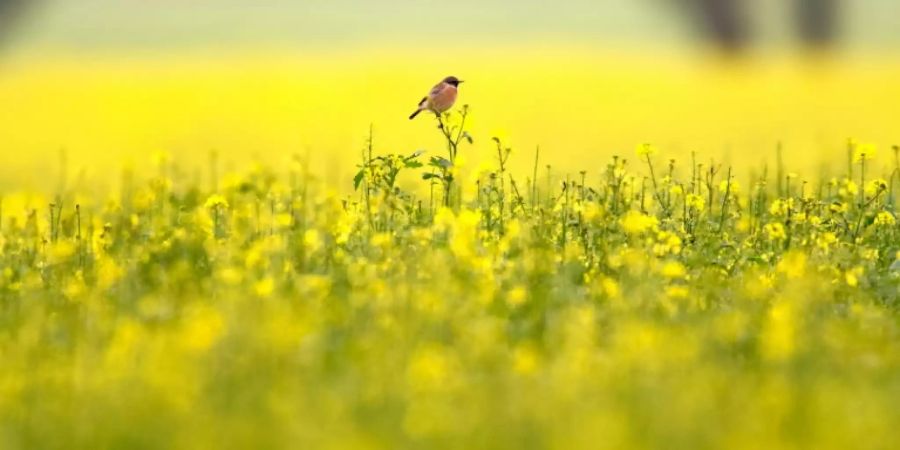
(0, 0, 898, 191)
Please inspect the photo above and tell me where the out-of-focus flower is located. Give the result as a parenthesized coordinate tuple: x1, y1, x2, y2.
(204, 194, 229, 209)
(764, 222, 787, 242)
(852, 143, 877, 163)
(686, 194, 705, 212)
(845, 266, 864, 287)
(304, 229, 323, 253)
(874, 211, 895, 226)
(636, 143, 657, 157)
(620, 210, 658, 235)
(661, 260, 686, 279)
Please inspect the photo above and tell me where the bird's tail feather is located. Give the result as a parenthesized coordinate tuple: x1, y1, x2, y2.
(409, 108, 423, 120)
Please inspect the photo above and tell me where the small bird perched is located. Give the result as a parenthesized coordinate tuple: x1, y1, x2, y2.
(408, 76, 464, 120)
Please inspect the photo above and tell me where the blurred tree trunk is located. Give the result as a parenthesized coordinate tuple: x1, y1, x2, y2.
(0, 0, 30, 44)
(676, 0, 839, 51)
(795, 0, 839, 47)
(695, 0, 748, 51)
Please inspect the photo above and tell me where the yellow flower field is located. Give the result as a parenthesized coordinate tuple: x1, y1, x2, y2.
(1, 47, 899, 190)
(1, 73, 899, 446)
(0, 23, 899, 446)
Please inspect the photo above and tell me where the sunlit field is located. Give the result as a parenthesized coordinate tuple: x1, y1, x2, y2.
(2, 47, 899, 189)
(1, 43, 900, 449)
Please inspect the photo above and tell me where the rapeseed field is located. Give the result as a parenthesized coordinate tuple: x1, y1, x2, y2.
(0, 85, 898, 447)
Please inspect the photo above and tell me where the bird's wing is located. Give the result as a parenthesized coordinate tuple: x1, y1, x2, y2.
(428, 82, 446, 97)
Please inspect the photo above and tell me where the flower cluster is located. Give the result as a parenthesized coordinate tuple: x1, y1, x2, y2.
(0, 141, 898, 449)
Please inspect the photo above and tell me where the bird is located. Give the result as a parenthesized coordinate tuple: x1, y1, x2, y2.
(408, 76, 464, 120)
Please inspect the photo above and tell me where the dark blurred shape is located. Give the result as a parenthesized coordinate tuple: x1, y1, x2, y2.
(695, 0, 748, 52)
(688, 0, 840, 52)
(0, 0, 31, 46)
(795, 0, 839, 48)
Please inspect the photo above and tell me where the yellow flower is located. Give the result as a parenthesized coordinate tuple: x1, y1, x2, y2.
(665, 285, 689, 299)
(406, 345, 457, 392)
(874, 211, 895, 226)
(852, 143, 877, 162)
(776, 251, 806, 279)
(653, 231, 683, 256)
(661, 260, 686, 279)
(506, 286, 528, 308)
(829, 201, 849, 214)
(599, 277, 620, 299)
(612, 161, 627, 179)
(815, 231, 838, 253)
(768, 198, 793, 217)
(582, 202, 603, 222)
(204, 194, 229, 209)
(216, 267, 243, 286)
(63, 271, 87, 300)
(620, 210, 658, 235)
(838, 179, 859, 199)
(866, 179, 888, 197)
(254, 276, 275, 297)
(96, 256, 123, 290)
(763, 222, 787, 242)
(635, 143, 657, 157)
(47, 241, 76, 265)
(845, 266, 864, 287)
(181, 307, 225, 351)
(370, 232, 392, 249)
(433, 207, 456, 232)
(131, 187, 156, 211)
(761, 301, 796, 361)
(303, 229, 323, 253)
(686, 194, 705, 212)
(861, 248, 879, 261)
(511, 345, 540, 375)
(718, 179, 740, 194)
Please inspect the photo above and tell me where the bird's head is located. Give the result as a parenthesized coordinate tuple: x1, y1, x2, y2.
(443, 76, 463, 87)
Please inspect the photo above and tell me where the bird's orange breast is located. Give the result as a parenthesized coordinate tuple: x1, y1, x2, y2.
(429, 85, 458, 113)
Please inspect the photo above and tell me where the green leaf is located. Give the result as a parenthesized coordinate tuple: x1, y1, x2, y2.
(353, 170, 365, 190)
(429, 157, 452, 169)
